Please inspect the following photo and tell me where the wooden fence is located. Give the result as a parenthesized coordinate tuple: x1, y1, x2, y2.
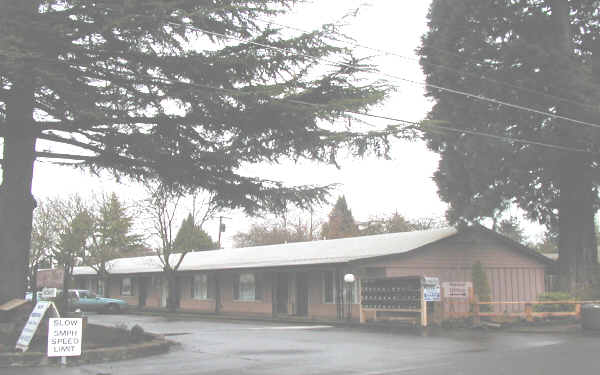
(440, 299, 600, 323)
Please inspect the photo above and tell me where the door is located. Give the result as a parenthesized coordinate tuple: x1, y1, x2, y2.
(138, 277, 149, 307)
(295, 272, 309, 316)
(275, 272, 289, 314)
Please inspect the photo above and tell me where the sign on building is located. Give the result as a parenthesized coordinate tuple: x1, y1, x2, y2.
(442, 281, 473, 299)
(15, 301, 59, 352)
(47, 318, 83, 357)
(36, 269, 64, 289)
(424, 284, 441, 301)
(42, 288, 57, 299)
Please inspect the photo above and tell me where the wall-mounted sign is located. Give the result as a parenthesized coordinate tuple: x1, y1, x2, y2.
(47, 318, 83, 357)
(15, 301, 59, 352)
(423, 277, 439, 286)
(42, 288, 57, 299)
(424, 285, 441, 301)
(442, 282, 472, 299)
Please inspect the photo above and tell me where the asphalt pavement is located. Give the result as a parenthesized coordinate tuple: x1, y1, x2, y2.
(3, 314, 599, 375)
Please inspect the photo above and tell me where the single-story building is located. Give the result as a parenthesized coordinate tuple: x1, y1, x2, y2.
(72, 225, 554, 322)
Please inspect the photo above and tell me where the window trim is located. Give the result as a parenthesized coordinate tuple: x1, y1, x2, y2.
(233, 272, 262, 302)
(120, 277, 134, 296)
(191, 273, 210, 300)
(322, 270, 336, 304)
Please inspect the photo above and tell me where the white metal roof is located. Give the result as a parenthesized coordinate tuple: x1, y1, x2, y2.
(73, 227, 458, 276)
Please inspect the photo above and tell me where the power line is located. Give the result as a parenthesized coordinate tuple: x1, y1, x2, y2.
(2, 34, 598, 155)
(256, 17, 598, 113)
(118, 77, 599, 156)
(167, 21, 600, 132)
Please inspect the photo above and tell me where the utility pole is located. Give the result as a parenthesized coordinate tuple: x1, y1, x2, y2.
(217, 216, 231, 249)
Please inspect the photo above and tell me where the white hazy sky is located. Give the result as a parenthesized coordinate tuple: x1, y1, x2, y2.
(29, 1, 544, 247)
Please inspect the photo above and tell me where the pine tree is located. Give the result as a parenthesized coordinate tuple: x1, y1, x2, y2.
(321, 196, 358, 239)
(85, 193, 144, 292)
(419, 0, 600, 290)
(0, 1, 393, 302)
(174, 213, 217, 252)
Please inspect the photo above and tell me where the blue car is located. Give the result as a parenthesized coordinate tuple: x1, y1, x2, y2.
(26, 289, 129, 313)
(68, 289, 129, 313)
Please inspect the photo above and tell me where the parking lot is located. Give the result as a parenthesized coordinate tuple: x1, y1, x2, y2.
(4, 314, 600, 375)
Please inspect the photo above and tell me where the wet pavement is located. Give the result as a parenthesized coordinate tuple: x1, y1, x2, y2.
(3, 314, 599, 374)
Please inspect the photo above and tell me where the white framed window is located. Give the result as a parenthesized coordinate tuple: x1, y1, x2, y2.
(121, 277, 133, 296)
(323, 271, 335, 304)
(192, 274, 208, 300)
(234, 273, 262, 301)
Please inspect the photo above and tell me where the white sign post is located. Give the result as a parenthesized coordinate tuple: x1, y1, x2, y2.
(48, 318, 83, 364)
(15, 301, 59, 352)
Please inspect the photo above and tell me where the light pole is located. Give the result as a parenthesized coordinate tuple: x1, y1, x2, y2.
(217, 216, 231, 249)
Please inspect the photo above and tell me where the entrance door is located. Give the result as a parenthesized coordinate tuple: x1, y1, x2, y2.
(295, 272, 309, 316)
(275, 273, 289, 314)
(138, 277, 149, 308)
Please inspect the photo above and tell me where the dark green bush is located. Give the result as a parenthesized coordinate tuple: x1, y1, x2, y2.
(129, 324, 146, 343)
(472, 261, 492, 312)
(534, 292, 575, 312)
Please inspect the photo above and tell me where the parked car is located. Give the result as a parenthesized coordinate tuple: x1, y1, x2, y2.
(67, 289, 129, 313)
(26, 289, 128, 313)
(24, 291, 43, 301)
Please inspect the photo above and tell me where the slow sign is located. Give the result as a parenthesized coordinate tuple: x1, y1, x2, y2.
(47, 318, 82, 357)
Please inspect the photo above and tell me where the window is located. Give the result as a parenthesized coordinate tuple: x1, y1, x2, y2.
(121, 277, 133, 296)
(323, 271, 335, 303)
(234, 273, 262, 301)
(192, 274, 208, 300)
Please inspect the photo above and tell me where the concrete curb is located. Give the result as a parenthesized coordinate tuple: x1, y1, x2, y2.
(0, 329, 174, 367)
(124, 309, 588, 335)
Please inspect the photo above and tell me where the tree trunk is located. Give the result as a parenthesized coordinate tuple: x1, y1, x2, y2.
(557, 156, 598, 292)
(104, 276, 110, 298)
(60, 265, 73, 314)
(0, 75, 37, 304)
(166, 271, 179, 312)
(31, 264, 38, 305)
(550, 0, 599, 292)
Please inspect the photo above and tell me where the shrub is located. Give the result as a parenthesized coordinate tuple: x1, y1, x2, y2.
(472, 261, 492, 312)
(534, 292, 575, 312)
(129, 325, 146, 343)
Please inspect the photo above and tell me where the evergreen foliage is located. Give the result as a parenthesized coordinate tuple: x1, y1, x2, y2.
(495, 217, 526, 245)
(174, 213, 217, 252)
(0, 0, 395, 302)
(85, 193, 144, 275)
(419, 0, 600, 289)
(471, 261, 492, 312)
(321, 196, 358, 239)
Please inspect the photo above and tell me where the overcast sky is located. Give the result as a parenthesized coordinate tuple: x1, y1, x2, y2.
(28, 1, 545, 247)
